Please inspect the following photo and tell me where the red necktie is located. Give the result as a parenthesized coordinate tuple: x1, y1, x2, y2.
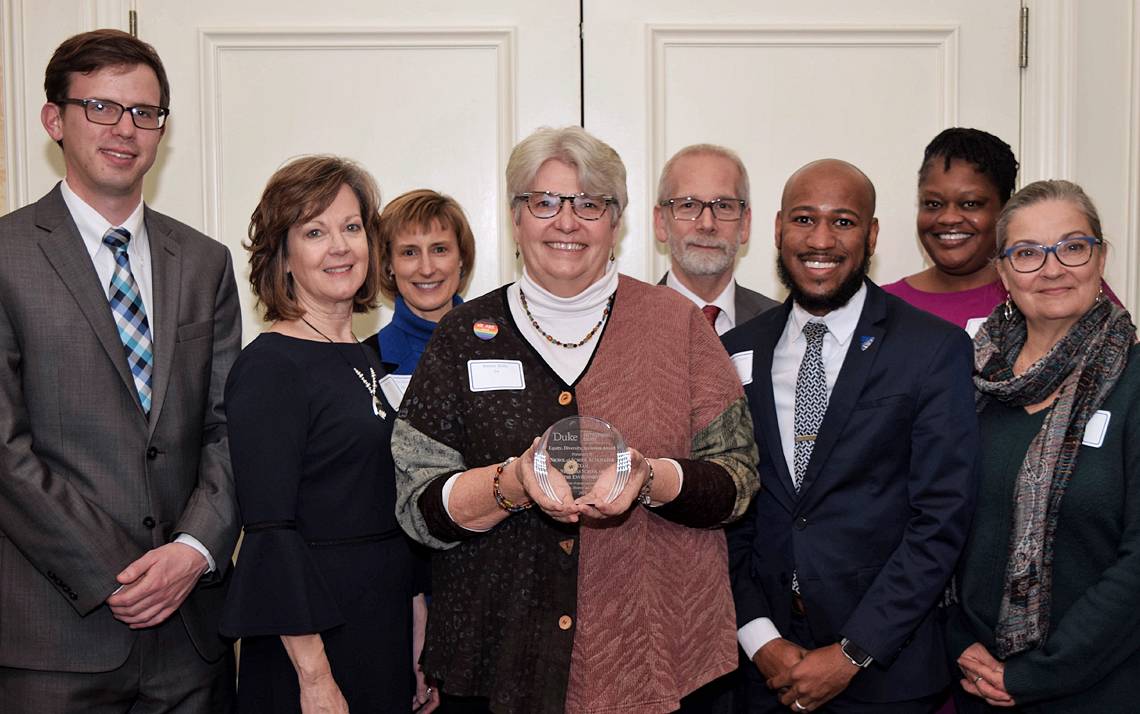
(701, 304, 721, 327)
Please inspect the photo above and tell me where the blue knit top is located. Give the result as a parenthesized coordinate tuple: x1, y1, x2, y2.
(375, 294, 462, 375)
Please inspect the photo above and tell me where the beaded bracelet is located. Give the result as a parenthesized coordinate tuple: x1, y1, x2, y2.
(637, 459, 655, 506)
(493, 457, 532, 513)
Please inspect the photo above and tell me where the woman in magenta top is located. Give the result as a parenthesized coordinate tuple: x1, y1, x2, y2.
(885, 128, 1118, 334)
(882, 128, 1017, 334)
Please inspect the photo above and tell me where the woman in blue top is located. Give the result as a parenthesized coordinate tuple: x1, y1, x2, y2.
(368, 189, 476, 393)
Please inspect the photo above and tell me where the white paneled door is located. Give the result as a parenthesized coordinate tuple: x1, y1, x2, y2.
(5, 2, 1021, 336)
(136, 0, 583, 340)
(585, 0, 1022, 297)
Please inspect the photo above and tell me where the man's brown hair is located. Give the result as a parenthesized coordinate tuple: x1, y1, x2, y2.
(45, 29, 171, 108)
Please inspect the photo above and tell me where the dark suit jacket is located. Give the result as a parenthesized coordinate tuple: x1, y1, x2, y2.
(0, 185, 241, 672)
(722, 280, 978, 703)
(658, 271, 780, 326)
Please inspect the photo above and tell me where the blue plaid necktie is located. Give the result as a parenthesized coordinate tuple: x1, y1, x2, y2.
(103, 227, 154, 413)
(791, 320, 828, 596)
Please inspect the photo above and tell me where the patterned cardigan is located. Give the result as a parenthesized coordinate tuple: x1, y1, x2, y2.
(393, 275, 759, 714)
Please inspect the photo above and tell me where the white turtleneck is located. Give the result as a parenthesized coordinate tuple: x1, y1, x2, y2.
(441, 261, 683, 524)
(507, 262, 619, 385)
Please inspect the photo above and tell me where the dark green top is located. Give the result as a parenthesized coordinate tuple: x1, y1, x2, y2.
(946, 344, 1140, 712)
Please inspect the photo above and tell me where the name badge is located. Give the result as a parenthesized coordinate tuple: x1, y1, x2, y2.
(1082, 409, 1111, 447)
(379, 374, 411, 409)
(730, 350, 754, 386)
(467, 359, 526, 392)
(964, 317, 986, 338)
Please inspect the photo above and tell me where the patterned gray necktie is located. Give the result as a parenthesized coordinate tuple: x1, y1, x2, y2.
(793, 321, 829, 493)
(791, 320, 828, 596)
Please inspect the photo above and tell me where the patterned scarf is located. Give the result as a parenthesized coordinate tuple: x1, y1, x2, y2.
(973, 296, 1135, 658)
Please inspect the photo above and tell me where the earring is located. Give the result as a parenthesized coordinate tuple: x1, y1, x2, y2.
(515, 246, 520, 260)
(1003, 294, 1015, 321)
(1097, 285, 1105, 303)
(609, 249, 616, 262)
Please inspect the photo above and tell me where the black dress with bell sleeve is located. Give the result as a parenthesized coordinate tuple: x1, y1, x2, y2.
(220, 333, 413, 714)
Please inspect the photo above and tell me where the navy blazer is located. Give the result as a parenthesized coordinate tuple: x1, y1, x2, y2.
(722, 280, 978, 703)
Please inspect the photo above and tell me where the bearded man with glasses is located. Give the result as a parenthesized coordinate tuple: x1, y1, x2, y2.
(654, 144, 779, 335)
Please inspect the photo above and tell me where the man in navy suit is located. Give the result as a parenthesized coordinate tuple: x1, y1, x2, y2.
(722, 159, 977, 713)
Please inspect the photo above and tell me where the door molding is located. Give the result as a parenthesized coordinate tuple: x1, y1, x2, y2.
(197, 26, 518, 281)
(646, 23, 962, 280)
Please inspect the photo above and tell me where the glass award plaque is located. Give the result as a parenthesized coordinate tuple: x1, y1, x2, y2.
(533, 416, 631, 504)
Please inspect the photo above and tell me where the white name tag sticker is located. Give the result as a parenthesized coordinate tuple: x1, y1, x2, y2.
(1082, 410, 1111, 447)
(731, 350, 754, 386)
(964, 317, 986, 338)
(379, 374, 411, 409)
(467, 359, 526, 392)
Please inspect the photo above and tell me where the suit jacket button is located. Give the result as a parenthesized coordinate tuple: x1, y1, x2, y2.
(143, 516, 156, 529)
(146, 446, 159, 460)
(558, 615, 573, 630)
(794, 515, 808, 530)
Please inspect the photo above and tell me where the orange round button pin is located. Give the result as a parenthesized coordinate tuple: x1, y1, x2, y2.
(558, 391, 572, 406)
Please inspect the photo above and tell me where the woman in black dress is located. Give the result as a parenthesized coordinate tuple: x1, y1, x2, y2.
(221, 155, 436, 713)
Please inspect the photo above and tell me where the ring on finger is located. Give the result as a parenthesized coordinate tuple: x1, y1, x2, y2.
(794, 700, 809, 712)
(973, 675, 984, 685)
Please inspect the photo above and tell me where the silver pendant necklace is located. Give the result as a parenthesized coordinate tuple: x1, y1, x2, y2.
(299, 316, 386, 419)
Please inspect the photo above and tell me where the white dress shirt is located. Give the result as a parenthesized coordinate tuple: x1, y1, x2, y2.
(737, 284, 867, 658)
(60, 179, 154, 329)
(60, 180, 215, 574)
(665, 271, 736, 336)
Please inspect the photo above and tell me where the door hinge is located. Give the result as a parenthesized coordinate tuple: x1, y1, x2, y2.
(1019, 6, 1029, 69)
(129, 10, 138, 38)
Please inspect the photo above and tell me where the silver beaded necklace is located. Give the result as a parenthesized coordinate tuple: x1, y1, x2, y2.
(299, 316, 386, 419)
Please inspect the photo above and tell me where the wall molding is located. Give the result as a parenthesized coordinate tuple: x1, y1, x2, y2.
(2, 0, 130, 210)
(197, 26, 517, 281)
(84, 0, 130, 31)
(1019, 0, 1078, 184)
(3, 0, 29, 210)
(1127, 0, 1140, 309)
(645, 24, 961, 279)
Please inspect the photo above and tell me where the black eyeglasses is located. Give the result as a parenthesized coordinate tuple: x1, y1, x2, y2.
(659, 196, 746, 222)
(1000, 235, 1102, 273)
(56, 98, 169, 130)
(513, 192, 615, 221)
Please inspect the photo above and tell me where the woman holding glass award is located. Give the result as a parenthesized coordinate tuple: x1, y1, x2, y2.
(392, 126, 759, 714)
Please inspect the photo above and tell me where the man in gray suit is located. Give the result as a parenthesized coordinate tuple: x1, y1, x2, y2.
(655, 144, 779, 334)
(0, 30, 240, 711)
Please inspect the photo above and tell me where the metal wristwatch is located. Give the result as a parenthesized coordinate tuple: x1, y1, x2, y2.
(840, 637, 873, 668)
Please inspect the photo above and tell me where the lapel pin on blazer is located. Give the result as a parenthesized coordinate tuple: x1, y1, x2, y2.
(859, 335, 875, 351)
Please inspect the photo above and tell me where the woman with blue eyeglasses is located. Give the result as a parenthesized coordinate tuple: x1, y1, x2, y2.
(946, 180, 1140, 712)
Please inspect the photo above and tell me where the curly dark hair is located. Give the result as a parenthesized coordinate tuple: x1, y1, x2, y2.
(918, 127, 1019, 203)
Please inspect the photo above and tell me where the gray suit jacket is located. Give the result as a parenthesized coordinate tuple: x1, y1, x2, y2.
(658, 271, 780, 326)
(0, 185, 241, 672)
